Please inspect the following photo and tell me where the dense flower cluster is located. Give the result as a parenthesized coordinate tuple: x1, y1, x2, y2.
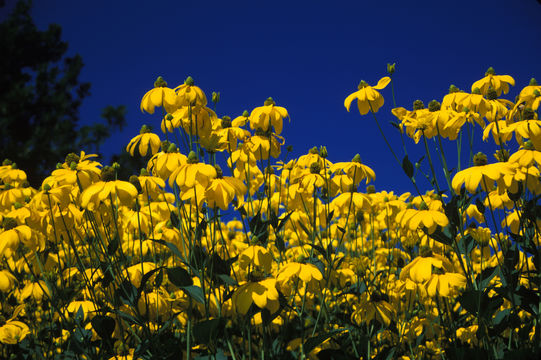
(1, 69, 540, 359)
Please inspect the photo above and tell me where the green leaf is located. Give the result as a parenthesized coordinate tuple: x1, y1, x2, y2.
(117, 280, 138, 306)
(167, 267, 193, 287)
(304, 328, 346, 355)
(181, 285, 205, 304)
(276, 211, 293, 233)
(107, 233, 119, 255)
(91, 315, 116, 340)
(402, 155, 414, 178)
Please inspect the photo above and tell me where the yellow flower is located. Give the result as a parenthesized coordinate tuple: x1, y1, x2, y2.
(451, 152, 515, 194)
(65, 300, 99, 321)
(168, 152, 217, 189)
(238, 245, 273, 273)
(249, 97, 289, 135)
(396, 205, 449, 235)
(80, 167, 139, 210)
(126, 125, 161, 156)
(471, 67, 515, 97)
(0, 223, 32, 258)
(174, 76, 207, 107)
(329, 154, 375, 184)
(501, 120, 541, 150)
(0, 320, 30, 344)
(351, 292, 395, 326)
(276, 262, 323, 289)
(205, 167, 247, 210)
(344, 76, 390, 115)
(399, 254, 453, 284)
(147, 145, 188, 180)
(233, 279, 280, 315)
(425, 272, 467, 297)
(0, 269, 17, 292)
(19, 280, 50, 303)
(140, 76, 178, 114)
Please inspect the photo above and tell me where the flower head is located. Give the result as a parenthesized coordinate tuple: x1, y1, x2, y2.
(344, 76, 390, 115)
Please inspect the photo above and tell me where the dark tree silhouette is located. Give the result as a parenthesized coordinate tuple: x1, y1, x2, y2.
(0, 1, 127, 186)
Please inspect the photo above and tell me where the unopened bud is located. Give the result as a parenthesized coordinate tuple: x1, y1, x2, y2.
(387, 63, 396, 75)
(413, 100, 425, 110)
(184, 76, 194, 86)
(319, 146, 328, 158)
(154, 76, 167, 88)
(212, 91, 220, 104)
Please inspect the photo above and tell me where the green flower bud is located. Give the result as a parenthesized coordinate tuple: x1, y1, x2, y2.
(357, 80, 368, 90)
(473, 152, 487, 166)
(448, 84, 460, 93)
(413, 100, 425, 110)
(242, 110, 250, 117)
(310, 162, 321, 174)
(56, 163, 63, 169)
(352, 154, 361, 163)
(69, 162, 77, 171)
(494, 149, 509, 162)
(2, 159, 12, 166)
(264, 97, 276, 106)
(154, 76, 167, 88)
(214, 165, 223, 178)
(486, 87, 498, 100)
(319, 146, 328, 158)
(184, 76, 194, 86)
(387, 63, 396, 75)
(43, 183, 51, 191)
(212, 91, 220, 104)
(309, 146, 319, 155)
(101, 166, 116, 182)
(140, 168, 149, 176)
(161, 140, 171, 152)
(529, 78, 538, 86)
(112, 162, 120, 170)
(221, 116, 232, 128)
(165, 113, 174, 121)
(2, 217, 17, 230)
(140, 124, 152, 134)
(64, 153, 80, 165)
(366, 184, 376, 194)
(485, 67, 495, 76)
(187, 151, 199, 164)
(166, 143, 177, 153)
(428, 100, 441, 112)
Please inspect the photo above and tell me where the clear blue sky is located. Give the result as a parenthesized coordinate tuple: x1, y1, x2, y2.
(5, 0, 541, 194)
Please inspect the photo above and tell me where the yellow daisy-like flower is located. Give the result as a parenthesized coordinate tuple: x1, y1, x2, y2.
(80, 167, 138, 211)
(276, 262, 323, 287)
(205, 166, 247, 210)
(451, 152, 516, 194)
(174, 76, 207, 107)
(344, 76, 390, 115)
(233, 279, 280, 315)
(238, 245, 273, 273)
(501, 120, 541, 150)
(249, 97, 289, 135)
(140, 76, 178, 114)
(0, 320, 30, 344)
(126, 125, 161, 157)
(426, 272, 467, 298)
(471, 67, 515, 97)
(396, 205, 449, 235)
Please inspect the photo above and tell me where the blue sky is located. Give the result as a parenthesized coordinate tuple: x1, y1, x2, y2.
(5, 0, 541, 194)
